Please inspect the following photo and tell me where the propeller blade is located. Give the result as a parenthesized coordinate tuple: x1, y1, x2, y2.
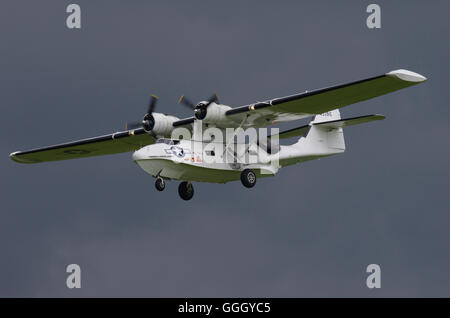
(178, 95, 196, 110)
(205, 93, 219, 107)
(147, 94, 158, 115)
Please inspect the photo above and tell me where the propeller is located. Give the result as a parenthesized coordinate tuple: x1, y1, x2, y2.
(126, 95, 158, 131)
(178, 93, 219, 120)
(178, 95, 196, 110)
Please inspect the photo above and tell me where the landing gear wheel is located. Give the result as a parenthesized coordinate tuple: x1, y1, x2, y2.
(155, 177, 165, 191)
(241, 169, 256, 188)
(178, 181, 194, 200)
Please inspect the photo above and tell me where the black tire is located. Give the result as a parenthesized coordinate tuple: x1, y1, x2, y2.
(241, 169, 256, 188)
(155, 178, 165, 191)
(178, 181, 194, 200)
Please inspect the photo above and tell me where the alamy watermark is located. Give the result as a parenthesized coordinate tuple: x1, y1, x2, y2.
(366, 4, 381, 29)
(66, 4, 81, 29)
(167, 122, 280, 174)
(66, 264, 81, 289)
(366, 264, 381, 289)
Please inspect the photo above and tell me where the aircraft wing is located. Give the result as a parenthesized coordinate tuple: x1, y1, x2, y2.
(10, 128, 155, 164)
(225, 69, 426, 127)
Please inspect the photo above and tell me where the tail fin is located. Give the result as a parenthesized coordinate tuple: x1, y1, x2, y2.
(310, 109, 341, 124)
(294, 109, 346, 152)
(274, 111, 385, 154)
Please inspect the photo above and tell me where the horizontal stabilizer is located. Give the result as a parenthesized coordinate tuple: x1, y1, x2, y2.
(276, 125, 310, 139)
(314, 114, 385, 129)
(271, 114, 385, 140)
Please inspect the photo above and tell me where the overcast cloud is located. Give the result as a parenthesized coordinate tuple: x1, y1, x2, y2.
(1, 0, 449, 297)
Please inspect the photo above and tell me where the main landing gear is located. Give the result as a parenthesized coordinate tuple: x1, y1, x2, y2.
(155, 177, 165, 191)
(178, 181, 194, 201)
(155, 177, 195, 200)
(154, 169, 256, 200)
(241, 169, 256, 188)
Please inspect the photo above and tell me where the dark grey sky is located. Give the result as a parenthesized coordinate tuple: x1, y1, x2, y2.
(1, 0, 449, 297)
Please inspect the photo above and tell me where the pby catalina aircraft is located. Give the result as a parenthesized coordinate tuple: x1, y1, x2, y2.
(10, 69, 426, 200)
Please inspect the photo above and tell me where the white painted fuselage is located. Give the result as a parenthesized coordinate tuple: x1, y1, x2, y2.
(132, 116, 346, 184)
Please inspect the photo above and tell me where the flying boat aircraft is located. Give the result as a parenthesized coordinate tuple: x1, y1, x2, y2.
(9, 69, 427, 200)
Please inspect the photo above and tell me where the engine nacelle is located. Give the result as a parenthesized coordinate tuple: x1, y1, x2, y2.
(150, 113, 179, 136)
(196, 102, 232, 123)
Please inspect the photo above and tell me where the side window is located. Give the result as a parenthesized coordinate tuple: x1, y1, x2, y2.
(205, 150, 215, 156)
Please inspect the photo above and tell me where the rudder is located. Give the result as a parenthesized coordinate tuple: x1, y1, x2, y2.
(297, 109, 346, 152)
